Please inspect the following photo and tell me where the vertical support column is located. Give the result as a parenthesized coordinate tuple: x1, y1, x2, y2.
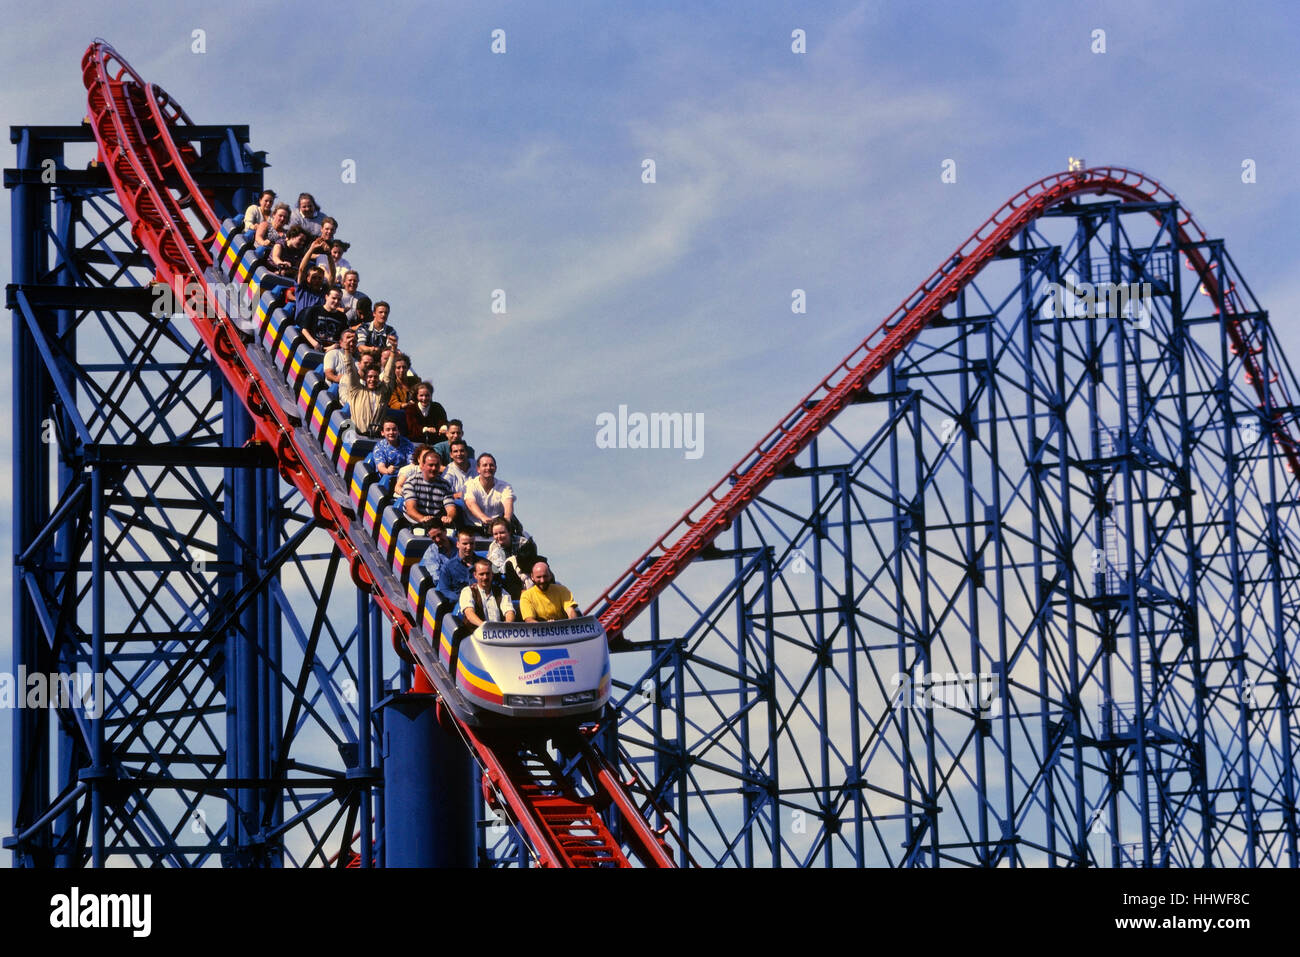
(807, 438, 831, 869)
(356, 589, 373, 867)
(53, 174, 80, 868)
(1205, 240, 1257, 867)
(650, 595, 681, 863)
(88, 468, 105, 867)
(983, 293, 1015, 865)
(10, 128, 53, 866)
(732, 517, 753, 867)
(1044, 242, 1088, 864)
(887, 364, 920, 862)
(1257, 322, 1300, 866)
(381, 695, 474, 867)
(760, 547, 778, 866)
(370, 604, 385, 867)
(223, 373, 262, 862)
(1169, 222, 1214, 865)
(259, 464, 283, 864)
(910, 396, 939, 866)
(1021, 229, 1057, 864)
(672, 601, 689, 862)
(837, 450, 864, 866)
(955, 278, 993, 865)
(1110, 209, 1154, 867)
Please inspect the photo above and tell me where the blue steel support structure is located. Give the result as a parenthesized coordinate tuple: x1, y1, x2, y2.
(607, 194, 1300, 867)
(6, 121, 388, 867)
(10, 127, 52, 866)
(10, 57, 1297, 868)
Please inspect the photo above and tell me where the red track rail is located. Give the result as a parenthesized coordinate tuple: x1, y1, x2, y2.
(81, 42, 399, 616)
(471, 727, 677, 868)
(81, 40, 676, 868)
(592, 167, 1299, 640)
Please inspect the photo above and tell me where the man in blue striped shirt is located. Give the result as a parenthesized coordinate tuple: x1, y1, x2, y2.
(403, 449, 459, 532)
(356, 301, 396, 358)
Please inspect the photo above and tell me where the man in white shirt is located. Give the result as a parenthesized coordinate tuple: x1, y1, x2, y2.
(442, 439, 477, 498)
(338, 270, 367, 323)
(323, 328, 360, 395)
(462, 453, 517, 535)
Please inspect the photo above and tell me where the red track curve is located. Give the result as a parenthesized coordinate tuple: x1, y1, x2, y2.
(81, 42, 400, 618)
(80, 40, 678, 868)
(591, 166, 1298, 641)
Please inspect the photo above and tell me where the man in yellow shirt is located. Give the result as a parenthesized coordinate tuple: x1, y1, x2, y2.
(520, 561, 581, 622)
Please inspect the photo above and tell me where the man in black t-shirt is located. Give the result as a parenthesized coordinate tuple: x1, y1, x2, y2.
(299, 286, 349, 350)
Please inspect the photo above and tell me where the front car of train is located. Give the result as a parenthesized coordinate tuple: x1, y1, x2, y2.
(437, 615, 612, 724)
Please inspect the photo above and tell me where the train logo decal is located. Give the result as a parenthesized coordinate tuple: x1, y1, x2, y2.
(519, 648, 578, 685)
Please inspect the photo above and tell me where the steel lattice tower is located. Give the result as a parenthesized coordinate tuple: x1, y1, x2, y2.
(7, 121, 392, 867)
(606, 195, 1300, 867)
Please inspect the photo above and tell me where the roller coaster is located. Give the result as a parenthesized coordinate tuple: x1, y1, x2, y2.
(7, 41, 1298, 867)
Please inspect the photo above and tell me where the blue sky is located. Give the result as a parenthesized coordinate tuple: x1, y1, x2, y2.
(2, 0, 1299, 857)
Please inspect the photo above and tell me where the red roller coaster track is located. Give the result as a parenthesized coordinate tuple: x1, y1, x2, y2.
(590, 165, 1299, 642)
